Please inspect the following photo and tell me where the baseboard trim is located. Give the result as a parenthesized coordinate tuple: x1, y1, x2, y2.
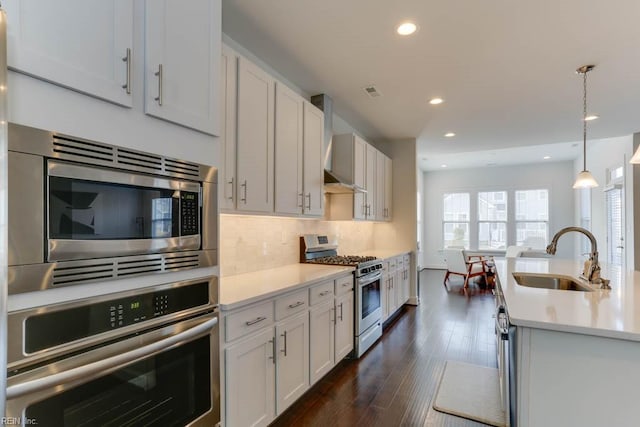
(407, 296, 419, 305)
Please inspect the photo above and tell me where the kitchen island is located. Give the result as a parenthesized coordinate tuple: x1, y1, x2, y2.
(494, 257, 640, 427)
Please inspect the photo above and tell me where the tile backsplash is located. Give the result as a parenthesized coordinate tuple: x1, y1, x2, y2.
(220, 214, 376, 276)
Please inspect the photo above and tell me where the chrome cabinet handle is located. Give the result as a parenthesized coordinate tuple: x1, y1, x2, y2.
(339, 302, 344, 321)
(269, 337, 276, 364)
(154, 64, 163, 105)
(319, 290, 331, 296)
(306, 193, 311, 210)
(245, 316, 266, 326)
(281, 331, 288, 356)
(122, 48, 131, 94)
(227, 177, 234, 200)
(6, 316, 218, 400)
(298, 192, 304, 208)
(288, 301, 305, 309)
(240, 180, 247, 203)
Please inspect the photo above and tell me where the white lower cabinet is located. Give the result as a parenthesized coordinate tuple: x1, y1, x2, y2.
(382, 254, 411, 321)
(275, 312, 309, 414)
(309, 298, 335, 384)
(225, 328, 275, 427)
(223, 273, 354, 426)
(334, 290, 354, 361)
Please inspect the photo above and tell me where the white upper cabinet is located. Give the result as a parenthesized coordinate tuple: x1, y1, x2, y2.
(220, 44, 238, 211)
(375, 150, 386, 220)
(302, 102, 324, 217)
(384, 155, 393, 221)
(145, 0, 221, 135)
(353, 135, 367, 220)
(365, 143, 377, 219)
(274, 83, 304, 215)
(236, 56, 275, 213)
(5, 0, 134, 107)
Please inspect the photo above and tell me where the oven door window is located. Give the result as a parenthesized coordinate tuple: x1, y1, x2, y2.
(49, 176, 187, 240)
(361, 278, 381, 319)
(26, 336, 211, 426)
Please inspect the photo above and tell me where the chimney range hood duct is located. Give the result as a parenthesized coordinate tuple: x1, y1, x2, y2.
(310, 94, 365, 194)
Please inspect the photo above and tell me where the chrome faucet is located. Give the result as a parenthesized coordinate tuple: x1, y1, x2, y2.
(546, 226, 611, 289)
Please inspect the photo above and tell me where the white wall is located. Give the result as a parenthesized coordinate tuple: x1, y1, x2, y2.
(8, 0, 218, 165)
(574, 135, 634, 269)
(422, 161, 575, 268)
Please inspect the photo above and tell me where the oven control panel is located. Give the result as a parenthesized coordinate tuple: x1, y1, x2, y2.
(24, 282, 210, 354)
(180, 191, 200, 236)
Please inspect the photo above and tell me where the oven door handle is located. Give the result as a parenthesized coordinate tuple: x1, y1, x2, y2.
(358, 271, 382, 286)
(6, 316, 218, 400)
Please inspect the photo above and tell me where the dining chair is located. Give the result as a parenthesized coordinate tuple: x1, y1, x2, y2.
(442, 248, 489, 289)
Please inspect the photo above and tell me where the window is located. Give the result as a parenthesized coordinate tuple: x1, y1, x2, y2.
(443, 193, 470, 248)
(478, 191, 507, 249)
(515, 189, 548, 250)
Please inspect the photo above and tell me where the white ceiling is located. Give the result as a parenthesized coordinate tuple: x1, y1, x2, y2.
(222, 1, 640, 171)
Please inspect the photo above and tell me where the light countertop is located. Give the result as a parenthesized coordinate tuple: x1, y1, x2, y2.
(358, 249, 411, 260)
(495, 257, 640, 341)
(220, 263, 354, 311)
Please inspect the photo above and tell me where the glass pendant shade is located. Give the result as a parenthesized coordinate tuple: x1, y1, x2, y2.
(630, 146, 640, 164)
(573, 170, 598, 189)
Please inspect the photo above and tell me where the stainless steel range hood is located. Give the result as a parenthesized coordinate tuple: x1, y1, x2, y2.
(311, 94, 365, 194)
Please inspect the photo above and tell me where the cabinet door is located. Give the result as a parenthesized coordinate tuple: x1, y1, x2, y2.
(236, 56, 275, 213)
(365, 144, 377, 219)
(335, 291, 354, 361)
(375, 150, 386, 220)
(275, 313, 309, 414)
(353, 136, 367, 220)
(274, 83, 303, 215)
(389, 272, 399, 315)
(5, 0, 134, 107)
(302, 102, 324, 217)
(309, 299, 335, 384)
(225, 328, 275, 427)
(145, 0, 221, 135)
(384, 155, 393, 221)
(220, 44, 237, 211)
(381, 270, 389, 321)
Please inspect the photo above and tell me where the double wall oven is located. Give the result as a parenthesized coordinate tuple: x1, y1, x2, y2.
(301, 235, 383, 357)
(6, 124, 221, 426)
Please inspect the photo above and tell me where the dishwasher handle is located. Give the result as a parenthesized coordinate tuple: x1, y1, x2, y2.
(7, 316, 218, 400)
(495, 305, 509, 338)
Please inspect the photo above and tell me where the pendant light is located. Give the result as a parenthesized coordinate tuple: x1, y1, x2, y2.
(573, 65, 598, 189)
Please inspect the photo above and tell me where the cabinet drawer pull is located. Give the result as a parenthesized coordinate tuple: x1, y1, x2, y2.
(281, 331, 288, 357)
(298, 192, 304, 208)
(245, 316, 267, 326)
(319, 290, 331, 297)
(288, 301, 305, 309)
(240, 180, 247, 203)
(339, 302, 344, 321)
(342, 282, 351, 287)
(122, 48, 131, 94)
(269, 337, 276, 364)
(154, 64, 163, 106)
(227, 177, 234, 200)
(306, 193, 311, 210)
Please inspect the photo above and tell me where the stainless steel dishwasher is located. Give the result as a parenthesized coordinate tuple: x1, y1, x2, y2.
(495, 283, 517, 427)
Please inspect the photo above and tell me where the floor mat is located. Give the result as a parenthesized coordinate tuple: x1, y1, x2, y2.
(433, 361, 506, 427)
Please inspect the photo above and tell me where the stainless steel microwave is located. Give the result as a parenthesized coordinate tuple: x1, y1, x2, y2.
(8, 123, 217, 295)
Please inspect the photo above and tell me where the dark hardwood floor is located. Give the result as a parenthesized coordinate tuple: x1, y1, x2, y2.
(270, 269, 497, 427)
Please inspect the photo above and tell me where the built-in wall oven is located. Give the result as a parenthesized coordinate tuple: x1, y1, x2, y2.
(7, 123, 217, 295)
(6, 276, 219, 427)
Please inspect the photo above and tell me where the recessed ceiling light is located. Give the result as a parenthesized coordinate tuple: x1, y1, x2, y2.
(584, 115, 599, 121)
(396, 22, 417, 36)
(444, 132, 455, 138)
(441, 164, 448, 168)
(429, 97, 444, 105)
(543, 156, 551, 160)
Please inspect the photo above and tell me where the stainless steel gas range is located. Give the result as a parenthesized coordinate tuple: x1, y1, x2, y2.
(301, 235, 383, 357)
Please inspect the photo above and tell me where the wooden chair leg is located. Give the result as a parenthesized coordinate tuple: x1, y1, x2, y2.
(443, 271, 450, 288)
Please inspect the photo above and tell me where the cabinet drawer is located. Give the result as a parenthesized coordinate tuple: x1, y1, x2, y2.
(388, 258, 397, 272)
(309, 280, 334, 305)
(225, 300, 274, 342)
(275, 289, 309, 321)
(335, 275, 353, 296)
(403, 254, 410, 264)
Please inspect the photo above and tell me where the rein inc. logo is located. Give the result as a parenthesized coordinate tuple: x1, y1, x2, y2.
(2, 418, 37, 425)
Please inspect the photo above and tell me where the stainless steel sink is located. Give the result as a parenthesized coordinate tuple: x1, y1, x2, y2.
(513, 273, 593, 291)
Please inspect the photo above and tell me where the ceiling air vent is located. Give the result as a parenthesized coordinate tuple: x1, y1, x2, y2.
(363, 85, 382, 98)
